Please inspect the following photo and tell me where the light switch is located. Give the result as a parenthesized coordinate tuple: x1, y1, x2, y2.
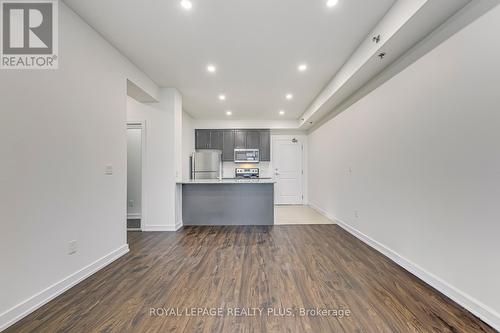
(105, 165, 113, 175)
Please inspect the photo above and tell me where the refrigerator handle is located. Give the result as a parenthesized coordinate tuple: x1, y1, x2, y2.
(219, 159, 223, 180)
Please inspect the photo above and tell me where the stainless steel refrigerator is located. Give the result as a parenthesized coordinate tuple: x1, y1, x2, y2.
(191, 150, 222, 179)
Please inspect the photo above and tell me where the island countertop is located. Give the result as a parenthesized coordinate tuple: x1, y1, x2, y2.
(177, 178, 276, 184)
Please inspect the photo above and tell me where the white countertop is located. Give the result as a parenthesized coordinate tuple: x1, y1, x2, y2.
(177, 178, 276, 184)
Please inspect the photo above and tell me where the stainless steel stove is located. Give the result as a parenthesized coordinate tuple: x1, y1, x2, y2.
(235, 168, 259, 179)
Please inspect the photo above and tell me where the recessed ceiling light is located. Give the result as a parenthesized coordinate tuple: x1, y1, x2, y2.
(219, 94, 226, 101)
(286, 93, 293, 100)
(180, 0, 193, 10)
(279, 110, 285, 115)
(226, 110, 232, 116)
(298, 64, 308, 72)
(326, 0, 338, 8)
(206, 64, 216, 73)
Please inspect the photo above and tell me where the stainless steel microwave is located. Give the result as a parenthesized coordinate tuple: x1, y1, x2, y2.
(234, 149, 260, 163)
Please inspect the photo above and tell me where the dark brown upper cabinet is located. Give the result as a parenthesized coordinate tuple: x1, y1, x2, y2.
(246, 130, 260, 150)
(210, 130, 223, 150)
(259, 130, 271, 161)
(195, 129, 211, 149)
(195, 129, 223, 150)
(195, 129, 270, 162)
(234, 130, 246, 149)
(222, 130, 235, 161)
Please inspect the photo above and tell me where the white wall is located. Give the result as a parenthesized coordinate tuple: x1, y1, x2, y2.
(307, 5, 500, 329)
(126, 127, 142, 218)
(126, 90, 182, 232)
(0, 3, 159, 330)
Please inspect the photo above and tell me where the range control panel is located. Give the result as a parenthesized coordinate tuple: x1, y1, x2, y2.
(235, 168, 259, 179)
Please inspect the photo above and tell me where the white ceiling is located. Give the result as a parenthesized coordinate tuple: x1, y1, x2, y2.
(64, 0, 396, 120)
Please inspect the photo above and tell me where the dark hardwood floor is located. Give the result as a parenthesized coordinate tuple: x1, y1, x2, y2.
(6, 226, 495, 332)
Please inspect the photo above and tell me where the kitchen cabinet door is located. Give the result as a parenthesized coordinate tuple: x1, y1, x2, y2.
(195, 130, 210, 149)
(246, 131, 260, 150)
(209, 130, 223, 150)
(234, 130, 246, 149)
(259, 130, 271, 161)
(222, 130, 235, 161)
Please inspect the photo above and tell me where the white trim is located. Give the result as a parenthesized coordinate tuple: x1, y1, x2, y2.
(142, 223, 182, 232)
(126, 213, 142, 219)
(0, 245, 129, 332)
(308, 203, 500, 331)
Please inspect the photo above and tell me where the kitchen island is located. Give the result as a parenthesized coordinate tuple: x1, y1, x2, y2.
(178, 179, 275, 226)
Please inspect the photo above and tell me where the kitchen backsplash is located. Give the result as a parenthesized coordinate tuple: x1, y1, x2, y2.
(222, 162, 273, 178)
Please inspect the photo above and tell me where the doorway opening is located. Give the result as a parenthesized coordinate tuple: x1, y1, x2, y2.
(127, 122, 145, 231)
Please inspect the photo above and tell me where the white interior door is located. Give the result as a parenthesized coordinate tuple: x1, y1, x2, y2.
(272, 136, 303, 205)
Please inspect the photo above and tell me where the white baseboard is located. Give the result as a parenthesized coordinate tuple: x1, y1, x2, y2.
(308, 203, 500, 331)
(126, 214, 141, 219)
(175, 220, 183, 231)
(0, 244, 129, 332)
(142, 222, 182, 232)
(307, 203, 336, 222)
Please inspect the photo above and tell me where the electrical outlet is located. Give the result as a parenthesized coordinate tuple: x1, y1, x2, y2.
(354, 210, 359, 219)
(68, 240, 77, 255)
(348, 167, 352, 175)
